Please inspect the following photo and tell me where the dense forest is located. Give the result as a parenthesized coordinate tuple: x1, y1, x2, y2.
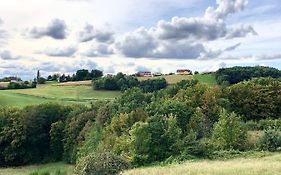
(1, 72, 281, 174)
(215, 66, 281, 85)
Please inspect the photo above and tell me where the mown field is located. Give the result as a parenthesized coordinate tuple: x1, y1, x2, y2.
(0, 81, 121, 107)
(1, 153, 280, 175)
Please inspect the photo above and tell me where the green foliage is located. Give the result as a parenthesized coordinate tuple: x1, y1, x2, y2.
(93, 73, 167, 92)
(215, 66, 281, 85)
(77, 123, 103, 159)
(50, 121, 65, 161)
(74, 151, 130, 175)
(37, 77, 46, 84)
(226, 77, 281, 120)
(63, 111, 96, 163)
(260, 127, 281, 152)
(212, 109, 247, 150)
(139, 78, 167, 93)
(0, 104, 73, 166)
(93, 73, 139, 91)
(7, 81, 36, 89)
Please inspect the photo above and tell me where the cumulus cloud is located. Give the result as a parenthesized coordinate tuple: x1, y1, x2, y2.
(78, 24, 114, 43)
(28, 19, 68, 39)
(204, 0, 248, 20)
(115, 0, 255, 59)
(83, 43, 114, 57)
(39, 46, 77, 57)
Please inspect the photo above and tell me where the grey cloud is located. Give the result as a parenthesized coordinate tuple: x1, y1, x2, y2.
(78, 24, 114, 43)
(115, 0, 255, 59)
(0, 50, 20, 60)
(156, 17, 227, 41)
(257, 54, 281, 60)
(28, 19, 68, 40)
(224, 43, 241, 51)
(116, 28, 157, 58)
(83, 44, 114, 57)
(226, 25, 257, 39)
(40, 46, 77, 57)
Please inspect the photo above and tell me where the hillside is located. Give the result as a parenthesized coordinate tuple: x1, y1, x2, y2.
(0, 82, 120, 107)
(0, 74, 216, 107)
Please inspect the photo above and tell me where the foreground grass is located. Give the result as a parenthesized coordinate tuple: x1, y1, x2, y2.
(1, 153, 280, 175)
(0, 162, 73, 175)
(124, 153, 281, 175)
(0, 83, 121, 107)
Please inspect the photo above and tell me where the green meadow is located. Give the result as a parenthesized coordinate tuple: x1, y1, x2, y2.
(0, 82, 121, 107)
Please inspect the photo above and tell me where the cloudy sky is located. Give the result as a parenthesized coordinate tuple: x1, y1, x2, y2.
(0, 0, 281, 79)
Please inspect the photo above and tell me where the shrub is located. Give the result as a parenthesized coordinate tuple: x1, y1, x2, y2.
(74, 151, 130, 175)
(260, 127, 281, 152)
(212, 109, 247, 150)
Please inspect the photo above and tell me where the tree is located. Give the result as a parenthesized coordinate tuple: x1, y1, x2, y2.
(90, 69, 103, 80)
(75, 69, 90, 81)
(212, 109, 247, 150)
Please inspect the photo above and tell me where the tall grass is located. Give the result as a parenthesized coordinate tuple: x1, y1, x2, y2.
(124, 153, 281, 175)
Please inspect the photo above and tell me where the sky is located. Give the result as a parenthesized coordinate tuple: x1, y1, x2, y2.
(0, 0, 281, 80)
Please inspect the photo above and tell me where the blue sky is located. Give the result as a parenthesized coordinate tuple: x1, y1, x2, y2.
(0, 0, 281, 79)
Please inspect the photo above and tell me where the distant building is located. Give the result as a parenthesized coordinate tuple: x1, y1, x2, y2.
(176, 69, 192, 75)
(153, 72, 162, 77)
(136, 71, 152, 77)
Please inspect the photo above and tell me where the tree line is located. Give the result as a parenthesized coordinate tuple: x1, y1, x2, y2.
(46, 69, 103, 83)
(215, 66, 281, 85)
(93, 72, 167, 92)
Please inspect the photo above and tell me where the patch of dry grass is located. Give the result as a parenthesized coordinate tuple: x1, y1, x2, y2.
(124, 153, 281, 175)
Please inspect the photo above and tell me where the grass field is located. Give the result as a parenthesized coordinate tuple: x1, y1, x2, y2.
(0, 82, 121, 107)
(0, 162, 73, 175)
(124, 153, 281, 175)
(194, 74, 217, 86)
(1, 153, 280, 175)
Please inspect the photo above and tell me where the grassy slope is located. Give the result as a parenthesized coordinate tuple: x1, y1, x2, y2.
(1, 153, 280, 175)
(124, 153, 281, 175)
(0, 82, 121, 108)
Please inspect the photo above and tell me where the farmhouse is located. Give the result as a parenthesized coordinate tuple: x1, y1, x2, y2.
(136, 71, 152, 77)
(153, 72, 163, 77)
(176, 69, 192, 75)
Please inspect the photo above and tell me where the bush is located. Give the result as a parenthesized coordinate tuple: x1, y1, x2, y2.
(212, 109, 247, 150)
(260, 127, 281, 152)
(74, 151, 130, 175)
